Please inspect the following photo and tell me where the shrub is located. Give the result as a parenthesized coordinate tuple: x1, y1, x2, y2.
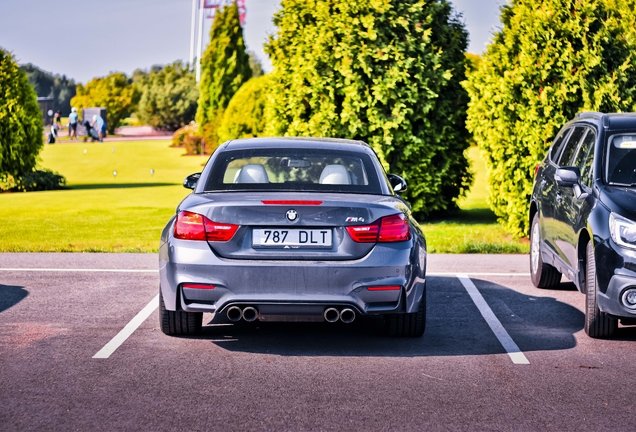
(172, 121, 198, 147)
(0, 169, 66, 192)
(135, 61, 198, 131)
(218, 75, 269, 143)
(199, 111, 224, 153)
(196, 2, 252, 126)
(182, 134, 205, 156)
(0, 47, 44, 178)
(264, 0, 472, 218)
(464, 0, 636, 236)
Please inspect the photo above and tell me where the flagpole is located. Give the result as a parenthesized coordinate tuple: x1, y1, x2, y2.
(189, 0, 197, 67)
(195, 0, 205, 82)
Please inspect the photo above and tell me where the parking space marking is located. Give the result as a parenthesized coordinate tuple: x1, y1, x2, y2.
(457, 273, 530, 365)
(0, 268, 156, 273)
(93, 294, 159, 359)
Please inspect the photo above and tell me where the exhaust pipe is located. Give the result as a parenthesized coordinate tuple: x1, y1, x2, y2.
(324, 307, 340, 323)
(242, 306, 258, 322)
(340, 308, 356, 324)
(227, 306, 243, 322)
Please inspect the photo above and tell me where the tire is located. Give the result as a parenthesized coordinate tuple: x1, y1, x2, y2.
(584, 242, 617, 338)
(385, 285, 426, 338)
(530, 213, 562, 288)
(159, 287, 202, 336)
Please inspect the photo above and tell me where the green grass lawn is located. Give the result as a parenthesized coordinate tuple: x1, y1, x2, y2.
(0, 140, 207, 252)
(420, 146, 530, 254)
(0, 141, 529, 253)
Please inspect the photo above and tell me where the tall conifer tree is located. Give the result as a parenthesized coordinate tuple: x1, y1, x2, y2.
(196, 2, 252, 127)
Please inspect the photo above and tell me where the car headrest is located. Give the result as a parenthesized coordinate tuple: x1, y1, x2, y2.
(319, 164, 351, 185)
(234, 164, 269, 183)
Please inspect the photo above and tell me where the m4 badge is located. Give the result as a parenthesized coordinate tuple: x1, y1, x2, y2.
(345, 217, 365, 223)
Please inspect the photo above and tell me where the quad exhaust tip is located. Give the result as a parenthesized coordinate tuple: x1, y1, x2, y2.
(242, 307, 258, 322)
(324, 307, 340, 323)
(340, 308, 355, 324)
(227, 306, 243, 322)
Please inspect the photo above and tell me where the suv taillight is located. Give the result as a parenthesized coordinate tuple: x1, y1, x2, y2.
(346, 214, 411, 243)
(174, 211, 238, 242)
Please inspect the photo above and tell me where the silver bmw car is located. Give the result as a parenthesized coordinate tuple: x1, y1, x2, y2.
(159, 137, 427, 337)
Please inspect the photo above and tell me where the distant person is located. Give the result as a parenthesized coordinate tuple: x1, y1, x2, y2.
(91, 114, 105, 142)
(53, 110, 62, 128)
(68, 108, 79, 141)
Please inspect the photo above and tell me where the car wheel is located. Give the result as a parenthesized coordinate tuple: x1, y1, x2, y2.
(159, 287, 202, 336)
(530, 213, 562, 288)
(584, 242, 617, 338)
(385, 285, 426, 338)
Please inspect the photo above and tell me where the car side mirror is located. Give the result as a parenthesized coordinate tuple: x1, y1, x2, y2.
(555, 166, 588, 200)
(183, 172, 201, 190)
(387, 174, 407, 193)
(555, 167, 580, 187)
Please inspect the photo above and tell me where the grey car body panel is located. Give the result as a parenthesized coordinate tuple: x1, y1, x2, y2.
(160, 137, 427, 321)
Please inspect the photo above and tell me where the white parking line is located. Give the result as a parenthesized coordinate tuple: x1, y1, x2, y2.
(93, 294, 159, 359)
(0, 268, 156, 273)
(456, 273, 530, 365)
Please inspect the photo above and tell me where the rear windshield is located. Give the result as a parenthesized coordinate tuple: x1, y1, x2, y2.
(203, 148, 384, 194)
(606, 133, 636, 186)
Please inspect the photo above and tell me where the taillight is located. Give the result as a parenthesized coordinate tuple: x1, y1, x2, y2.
(367, 285, 401, 291)
(378, 214, 411, 242)
(534, 164, 540, 178)
(346, 222, 380, 242)
(262, 200, 323, 205)
(174, 211, 238, 242)
(346, 214, 411, 243)
(182, 283, 215, 290)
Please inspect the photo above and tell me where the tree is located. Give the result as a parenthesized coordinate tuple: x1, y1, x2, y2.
(265, 0, 472, 218)
(218, 75, 270, 143)
(19, 63, 77, 116)
(248, 51, 264, 78)
(195, 1, 252, 127)
(71, 72, 139, 134)
(0, 47, 43, 178)
(464, 0, 636, 237)
(135, 61, 198, 131)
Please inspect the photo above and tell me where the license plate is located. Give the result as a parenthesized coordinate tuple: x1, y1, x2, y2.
(252, 228, 332, 248)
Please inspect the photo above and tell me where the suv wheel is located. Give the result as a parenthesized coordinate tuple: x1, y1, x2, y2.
(530, 213, 562, 288)
(159, 287, 202, 336)
(584, 242, 617, 338)
(385, 286, 426, 338)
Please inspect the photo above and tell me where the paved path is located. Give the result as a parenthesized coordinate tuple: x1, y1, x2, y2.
(1, 253, 635, 431)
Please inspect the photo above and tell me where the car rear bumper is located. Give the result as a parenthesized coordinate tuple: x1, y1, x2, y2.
(159, 237, 426, 317)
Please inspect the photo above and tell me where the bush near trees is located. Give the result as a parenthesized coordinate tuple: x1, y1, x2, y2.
(71, 72, 139, 134)
(195, 2, 252, 134)
(0, 47, 44, 183)
(218, 75, 269, 143)
(464, 0, 636, 237)
(135, 61, 198, 131)
(20, 63, 76, 116)
(265, 0, 472, 218)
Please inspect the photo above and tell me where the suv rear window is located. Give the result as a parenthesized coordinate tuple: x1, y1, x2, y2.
(203, 148, 384, 194)
(607, 133, 636, 185)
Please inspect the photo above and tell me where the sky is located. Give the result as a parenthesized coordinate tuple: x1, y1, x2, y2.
(0, 0, 504, 84)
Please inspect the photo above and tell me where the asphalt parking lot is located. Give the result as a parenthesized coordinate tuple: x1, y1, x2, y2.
(2, 253, 636, 431)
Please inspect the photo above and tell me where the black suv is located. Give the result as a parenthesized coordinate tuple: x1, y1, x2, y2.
(530, 112, 636, 338)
